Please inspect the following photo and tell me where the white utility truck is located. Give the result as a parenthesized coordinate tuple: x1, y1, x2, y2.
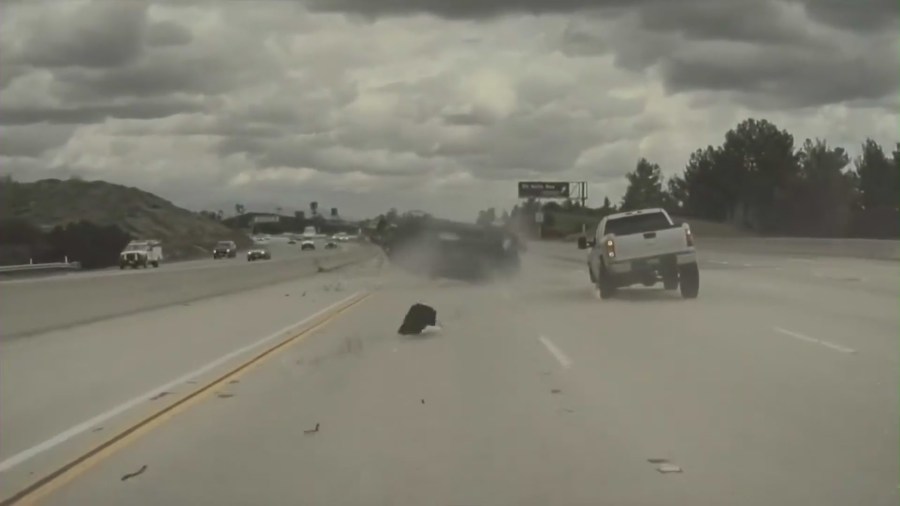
(577, 208, 699, 299)
(119, 240, 163, 269)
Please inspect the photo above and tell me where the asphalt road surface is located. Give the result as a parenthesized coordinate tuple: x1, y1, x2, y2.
(0, 241, 896, 505)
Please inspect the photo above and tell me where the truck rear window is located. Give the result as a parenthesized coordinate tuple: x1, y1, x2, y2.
(605, 212, 673, 236)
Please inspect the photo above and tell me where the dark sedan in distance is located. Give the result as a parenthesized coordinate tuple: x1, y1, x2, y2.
(213, 240, 238, 259)
(246, 246, 272, 261)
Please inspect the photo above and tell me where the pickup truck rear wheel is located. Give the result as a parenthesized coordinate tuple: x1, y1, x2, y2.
(596, 264, 616, 299)
(679, 262, 699, 299)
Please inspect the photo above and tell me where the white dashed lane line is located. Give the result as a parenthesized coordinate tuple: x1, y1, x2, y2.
(774, 326, 857, 354)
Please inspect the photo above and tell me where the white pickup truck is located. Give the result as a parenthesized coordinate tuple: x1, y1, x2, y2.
(577, 208, 699, 299)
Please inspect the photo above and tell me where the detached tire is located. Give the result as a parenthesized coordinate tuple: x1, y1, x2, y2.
(596, 264, 616, 299)
(679, 262, 699, 299)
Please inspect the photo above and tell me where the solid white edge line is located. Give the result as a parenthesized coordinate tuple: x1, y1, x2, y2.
(539, 336, 573, 369)
(0, 290, 366, 474)
(774, 326, 856, 354)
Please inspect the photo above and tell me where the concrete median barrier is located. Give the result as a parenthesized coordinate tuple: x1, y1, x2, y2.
(696, 237, 900, 261)
(0, 245, 377, 339)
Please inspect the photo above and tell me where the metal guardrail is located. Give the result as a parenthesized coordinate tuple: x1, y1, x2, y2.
(0, 261, 82, 274)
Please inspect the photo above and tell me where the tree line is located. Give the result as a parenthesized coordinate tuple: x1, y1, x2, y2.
(488, 118, 898, 239)
(0, 218, 133, 269)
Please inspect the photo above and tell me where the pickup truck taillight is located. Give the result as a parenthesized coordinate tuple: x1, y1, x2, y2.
(684, 226, 694, 247)
(605, 238, 616, 258)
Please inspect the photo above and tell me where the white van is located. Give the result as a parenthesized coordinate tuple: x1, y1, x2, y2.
(119, 240, 163, 269)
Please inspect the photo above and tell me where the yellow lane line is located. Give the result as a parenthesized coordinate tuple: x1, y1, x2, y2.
(4, 292, 372, 506)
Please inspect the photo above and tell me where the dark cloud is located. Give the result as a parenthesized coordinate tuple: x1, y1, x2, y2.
(0, 98, 208, 126)
(52, 53, 263, 101)
(793, 0, 900, 31)
(13, 2, 148, 68)
(0, 125, 76, 157)
(304, 0, 615, 19)
(660, 43, 900, 109)
(635, 1, 804, 44)
(306, 0, 899, 35)
(145, 20, 193, 47)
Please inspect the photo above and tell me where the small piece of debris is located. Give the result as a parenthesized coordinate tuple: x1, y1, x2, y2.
(285, 294, 290, 297)
(121, 464, 148, 482)
(304, 423, 320, 434)
(421, 399, 425, 404)
(228, 380, 240, 385)
(656, 464, 683, 474)
(647, 458, 669, 464)
(217, 393, 235, 399)
(551, 389, 562, 394)
(302, 291, 306, 297)
(92, 427, 104, 433)
(186, 381, 198, 385)
(149, 391, 172, 401)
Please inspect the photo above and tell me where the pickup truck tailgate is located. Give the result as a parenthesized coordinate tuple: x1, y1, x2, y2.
(610, 226, 688, 262)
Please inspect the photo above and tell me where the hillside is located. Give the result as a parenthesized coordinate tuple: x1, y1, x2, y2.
(0, 178, 251, 260)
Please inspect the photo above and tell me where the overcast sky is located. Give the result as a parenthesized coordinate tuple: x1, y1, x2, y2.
(1, 0, 897, 221)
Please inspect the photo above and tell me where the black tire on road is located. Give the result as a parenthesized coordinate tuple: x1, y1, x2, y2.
(679, 262, 700, 299)
(596, 264, 616, 299)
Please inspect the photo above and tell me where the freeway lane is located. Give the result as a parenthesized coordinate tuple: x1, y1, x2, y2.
(5, 242, 894, 506)
(0, 241, 371, 339)
(0, 255, 386, 501)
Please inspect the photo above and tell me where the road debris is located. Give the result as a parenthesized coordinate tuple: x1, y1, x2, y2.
(228, 379, 240, 384)
(656, 464, 683, 474)
(216, 393, 235, 399)
(149, 391, 172, 401)
(121, 464, 148, 482)
(398, 303, 437, 335)
(92, 427, 104, 432)
(304, 423, 320, 434)
(647, 458, 669, 464)
(421, 399, 425, 404)
(551, 389, 562, 394)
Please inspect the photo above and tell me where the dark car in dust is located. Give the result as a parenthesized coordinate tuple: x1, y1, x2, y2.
(379, 215, 521, 281)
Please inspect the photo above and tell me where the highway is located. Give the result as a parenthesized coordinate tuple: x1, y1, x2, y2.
(0, 239, 896, 505)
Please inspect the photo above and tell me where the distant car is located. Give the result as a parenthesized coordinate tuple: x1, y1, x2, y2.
(324, 241, 338, 250)
(213, 241, 237, 259)
(300, 240, 316, 251)
(247, 247, 271, 261)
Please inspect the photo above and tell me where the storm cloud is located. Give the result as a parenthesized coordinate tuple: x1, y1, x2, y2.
(0, 0, 896, 220)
